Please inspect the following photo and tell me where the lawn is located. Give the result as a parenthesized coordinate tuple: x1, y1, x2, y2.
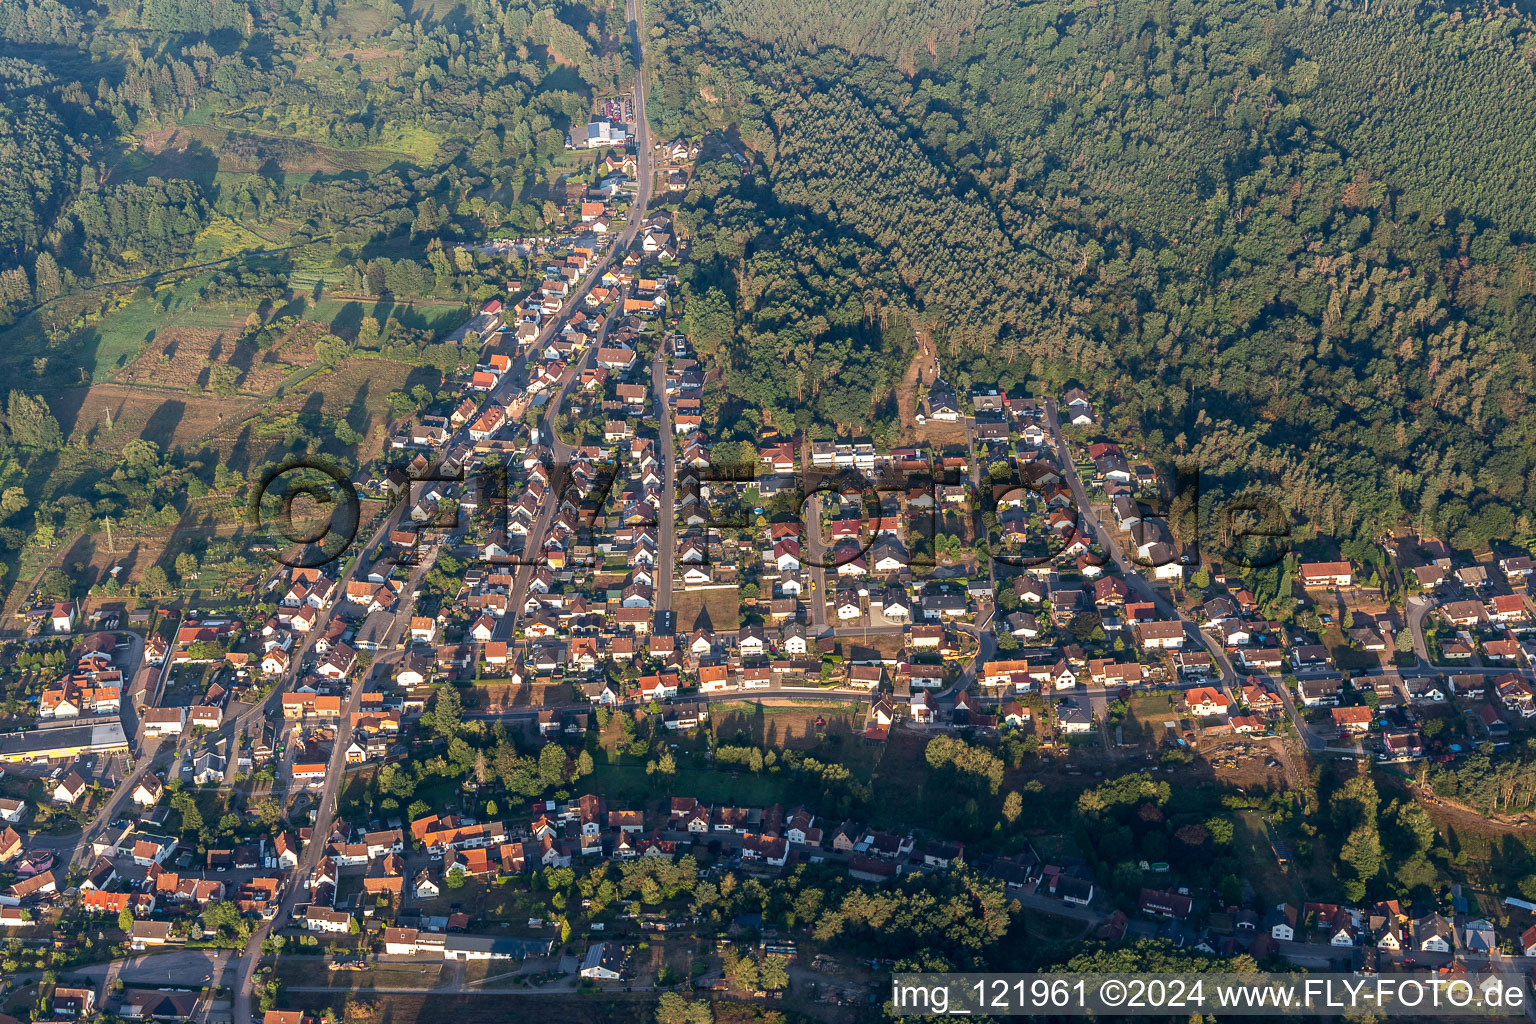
(199, 354, 422, 474)
(275, 958, 446, 991)
(193, 213, 283, 257)
(1233, 809, 1302, 907)
(326, 2, 392, 41)
(709, 701, 869, 754)
(1121, 692, 1181, 749)
(7, 273, 217, 385)
(154, 116, 443, 175)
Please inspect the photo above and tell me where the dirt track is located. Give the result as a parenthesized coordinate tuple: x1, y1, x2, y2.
(896, 328, 938, 441)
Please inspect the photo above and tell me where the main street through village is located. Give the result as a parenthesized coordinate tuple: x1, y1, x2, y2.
(225, 5, 659, 1021)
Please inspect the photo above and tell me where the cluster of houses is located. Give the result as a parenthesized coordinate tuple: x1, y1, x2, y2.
(38, 641, 123, 720)
(0, 790, 1003, 950)
(386, 795, 975, 887)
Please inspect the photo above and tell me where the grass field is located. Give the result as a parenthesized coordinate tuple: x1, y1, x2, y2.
(202, 354, 421, 473)
(327, 2, 392, 40)
(15, 274, 219, 385)
(673, 588, 741, 632)
(1234, 809, 1302, 907)
(468, 681, 569, 711)
(53, 526, 171, 595)
(1121, 692, 1181, 749)
(709, 701, 866, 750)
(275, 958, 446, 991)
(194, 213, 283, 254)
(130, 120, 441, 177)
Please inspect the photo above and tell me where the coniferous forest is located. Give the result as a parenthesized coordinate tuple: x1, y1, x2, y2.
(651, 0, 1536, 549)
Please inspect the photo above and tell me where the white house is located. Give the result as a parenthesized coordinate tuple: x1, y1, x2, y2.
(52, 772, 87, 806)
(130, 777, 162, 808)
(305, 906, 354, 934)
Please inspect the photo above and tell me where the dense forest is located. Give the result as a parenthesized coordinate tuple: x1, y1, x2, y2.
(651, 0, 1536, 549)
(0, 0, 633, 322)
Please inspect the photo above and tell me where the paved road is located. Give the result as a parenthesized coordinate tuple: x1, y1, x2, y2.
(1042, 399, 1232, 692)
(58, 628, 172, 874)
(651, 351, 677, 616)
(1406, 594, 1434, 664)
(505, 9, 655, 633)
(230, 659, 373, 1024)
(797, 439, 831, 631)
(222, 9, 666, 1024)
(506, 343, 594, 637)
(1044, 400, 1194, 637)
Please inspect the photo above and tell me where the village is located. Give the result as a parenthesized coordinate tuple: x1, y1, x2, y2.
(10, 322, 1536, 1022)
(6, 26, 1536, 1024)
